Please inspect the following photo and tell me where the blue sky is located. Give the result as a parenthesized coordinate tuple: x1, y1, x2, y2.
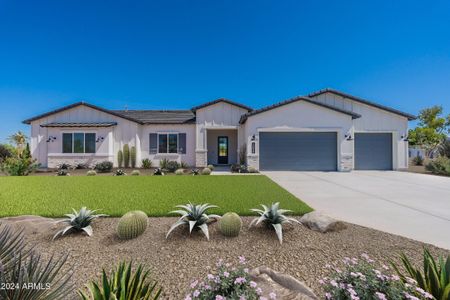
(1, 0, 450, 142)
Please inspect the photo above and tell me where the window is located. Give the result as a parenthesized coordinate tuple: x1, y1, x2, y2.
(158, 134, 168, 153)
(157, 133, 178, 153)
(62, 132, 96, 154)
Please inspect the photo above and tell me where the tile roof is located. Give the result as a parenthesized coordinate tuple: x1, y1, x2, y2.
(308, 88, 417, 120)
(191, 98, 253, 112)
(113, 110, 196, 124)
(239, 96, 361, 123)
(40, 122, 118, 127)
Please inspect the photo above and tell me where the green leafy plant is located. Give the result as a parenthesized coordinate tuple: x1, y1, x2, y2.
(175, 169, 184, 175)
(425, 156, 450, 176)
(95, 161, 113, 173)
(130, 146, 136, 168)
(75, 162, 89, 169)
(190, 168, 200, 175)
(159, 158, 169, 169)
(412, 155, 424, 166)
(180, 161, 189, 169)
(123, 144, 130, 168)
(153, 168, 164, 176)
(230, 164, 240, 173)
(141, 158, 152, 169)
(239, 143, 247, 165)
(323, 253, 432, 300)
(131, 170, 140, 176)
(57, 162, 72, 170)
(166, 203, 221, 240)
(249, 202, 300, 244)
(87, 170, 97, 176)
(201, 167, 211, 175)
(439, 139, 450, 158)
(0, 144, 13, 162)
(218, 212, 242, 237)
(54, 207, 107, 239)
(118, 150, 123, 168)
(391, 248, 450, 300)
(115, 169, 127, 176)
(0, 224, 73, 300)
(117, 211, 148, 240)
(166, 160, 179, 172)
(79, 261, 161, 300)
(0, 156, 40, 176)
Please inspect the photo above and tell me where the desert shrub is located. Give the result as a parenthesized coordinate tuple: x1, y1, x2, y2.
(0, 156, 39, 176)
(0, 224, 73, 299)
(115, 169, 126, 176)
(142, 158, 152, 169)
(86, 170, 97, 176)
(230, 164, 240, 173)
(250, 202, 300, 244)
(131, 146, 136, 168)
(56, 169, 70, 176)
(219, 212, 242, 237)
(95, 161, 113, 173)
(74, 162, 89, 169)
(53, 207, 107, 239)
(207, 164, 214, 170)
(57, 162, 72, 170)
(166, 203, 220, 240)
(123, 144, 130, 168)
(391, 248, 450, 300)
(0, 144, 13, 162)
(131, 170, 140, 176)
(159, 158, 169, 169)
(239, 143, 247, 165)
(247, 166, 258, 173)
(439, 139, 450, 158)
(166, 160, 179, 172)
(425, 156, 450, 176)
(190, 168, 200, 175)
(180, 161, 189, 169)
(186, 257, 268, 300)
(239, 165, 248, 173)
(175, 169, 184, 175)
(117, 150, 123, 168)
(117, 210, 148, 240)
(412, 155, 424, 166)
(322, 253, 432, 300)
(153, 168, 164, 176)
(201, 167, 211, 175)
(79, 261, 161, 300)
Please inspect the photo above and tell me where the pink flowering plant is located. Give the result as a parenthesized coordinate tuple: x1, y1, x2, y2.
(185, 256, 273, 300)
(321, 253, 434, 300)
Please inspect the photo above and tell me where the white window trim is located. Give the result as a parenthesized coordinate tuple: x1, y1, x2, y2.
(156, 132, 179, 154)
(62, 132, 97, 154)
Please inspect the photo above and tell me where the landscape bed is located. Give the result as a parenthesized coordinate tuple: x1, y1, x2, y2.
(0, 175, 312, 217)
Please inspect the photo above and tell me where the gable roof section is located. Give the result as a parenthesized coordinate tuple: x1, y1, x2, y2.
(308, 88, 417, 120)
(191, 98, 253, 112)
(113, 110, 196, 124)
(239, 96, 361, 124)
(22, 101, 141, 124)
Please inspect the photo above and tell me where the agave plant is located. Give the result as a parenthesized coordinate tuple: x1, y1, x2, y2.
(166, 203, 220, 240)
(391, 248, 450, 300)
(79, 261, 161, 300)
(249, 202, 300, 244)
(53, 207, 107, 239)
(0, 224, 73, 300)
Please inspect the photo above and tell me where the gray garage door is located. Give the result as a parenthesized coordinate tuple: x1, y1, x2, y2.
(259, 132, 337, 171)
(355, 133, 393, 170)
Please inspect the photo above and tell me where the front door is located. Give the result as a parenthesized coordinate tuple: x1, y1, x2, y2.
(217, 136, 229, 164)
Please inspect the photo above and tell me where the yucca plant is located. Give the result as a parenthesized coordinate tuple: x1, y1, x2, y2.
(53, 207, 107, 239)
(249, 202, 300, 244)
(79, 261, 161, 300)
(392, 248, 450, 300)
(166, 203, 220, 240)
(0, 224, 73, 300)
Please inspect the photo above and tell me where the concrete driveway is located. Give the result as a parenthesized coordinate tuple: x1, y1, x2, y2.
(263, 171, 450, 249)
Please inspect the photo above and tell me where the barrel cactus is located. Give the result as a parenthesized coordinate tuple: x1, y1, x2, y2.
(218, 212, 242, 237)
(117, 211, 148, 240)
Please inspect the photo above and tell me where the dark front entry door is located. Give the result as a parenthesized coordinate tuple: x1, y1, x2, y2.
(218, 136, 229, 164)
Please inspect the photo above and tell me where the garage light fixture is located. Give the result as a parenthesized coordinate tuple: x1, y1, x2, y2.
(401, 135, 409, 142)
(345, 134, 353, 141)
(46, 136, 56, 143)
(251, 134, 256, 141)
(96, 136, 104, 143)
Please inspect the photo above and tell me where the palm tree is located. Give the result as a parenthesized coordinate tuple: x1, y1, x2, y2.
(8, 131, 27, 156)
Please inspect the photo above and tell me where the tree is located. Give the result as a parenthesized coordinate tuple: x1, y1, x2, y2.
(8, 131, 28, 156)
(408, 106, 450, 157)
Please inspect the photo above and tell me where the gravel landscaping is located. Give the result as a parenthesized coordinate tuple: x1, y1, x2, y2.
(16, 217, 449, 300)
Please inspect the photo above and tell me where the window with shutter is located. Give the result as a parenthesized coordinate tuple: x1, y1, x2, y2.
(149, 133, 158, 154)
(178, 133, 186, 154)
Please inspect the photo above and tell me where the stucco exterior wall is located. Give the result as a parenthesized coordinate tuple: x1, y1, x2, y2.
(310, 92, 409, 169)
(243, 100, 354, 171)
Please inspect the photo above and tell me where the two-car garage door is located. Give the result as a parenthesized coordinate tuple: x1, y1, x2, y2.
(259, 131, 393, 171)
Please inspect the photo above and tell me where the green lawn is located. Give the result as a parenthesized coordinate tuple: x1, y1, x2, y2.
(0, 175, 312, 217)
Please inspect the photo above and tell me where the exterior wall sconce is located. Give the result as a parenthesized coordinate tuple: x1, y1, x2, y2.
(345, 134, 353, 141)
(46, 136, 56, 143)
(251, 134, 256, 141)
(96, 137, 104, 143)
(401, 135, 409, 142)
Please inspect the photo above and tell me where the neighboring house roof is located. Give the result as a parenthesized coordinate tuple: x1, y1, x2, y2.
(191, 98, 253, 112)
(22, 102, 142, 124)
(239, 96, 361, 124)
(308, 88, 417, 120)
(113, 110, 196, 124)
(40, 122, 118, 128)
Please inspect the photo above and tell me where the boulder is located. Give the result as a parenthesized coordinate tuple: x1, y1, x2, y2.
(300, 211, 346, 233)
(0, 215, 59, 236)
(250, 266, 317, 300)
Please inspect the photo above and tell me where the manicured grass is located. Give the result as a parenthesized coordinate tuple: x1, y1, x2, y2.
(0, 175, 312, 217)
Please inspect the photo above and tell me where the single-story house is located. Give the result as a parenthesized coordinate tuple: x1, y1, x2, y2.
(23, 88, 416, 171)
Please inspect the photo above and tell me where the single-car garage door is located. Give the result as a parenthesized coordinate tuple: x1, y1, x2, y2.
(259, 132, 337, 171)
(354, 133, 392, 170)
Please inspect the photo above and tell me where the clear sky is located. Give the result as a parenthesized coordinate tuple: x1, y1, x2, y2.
(1, 0, 450, 142)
